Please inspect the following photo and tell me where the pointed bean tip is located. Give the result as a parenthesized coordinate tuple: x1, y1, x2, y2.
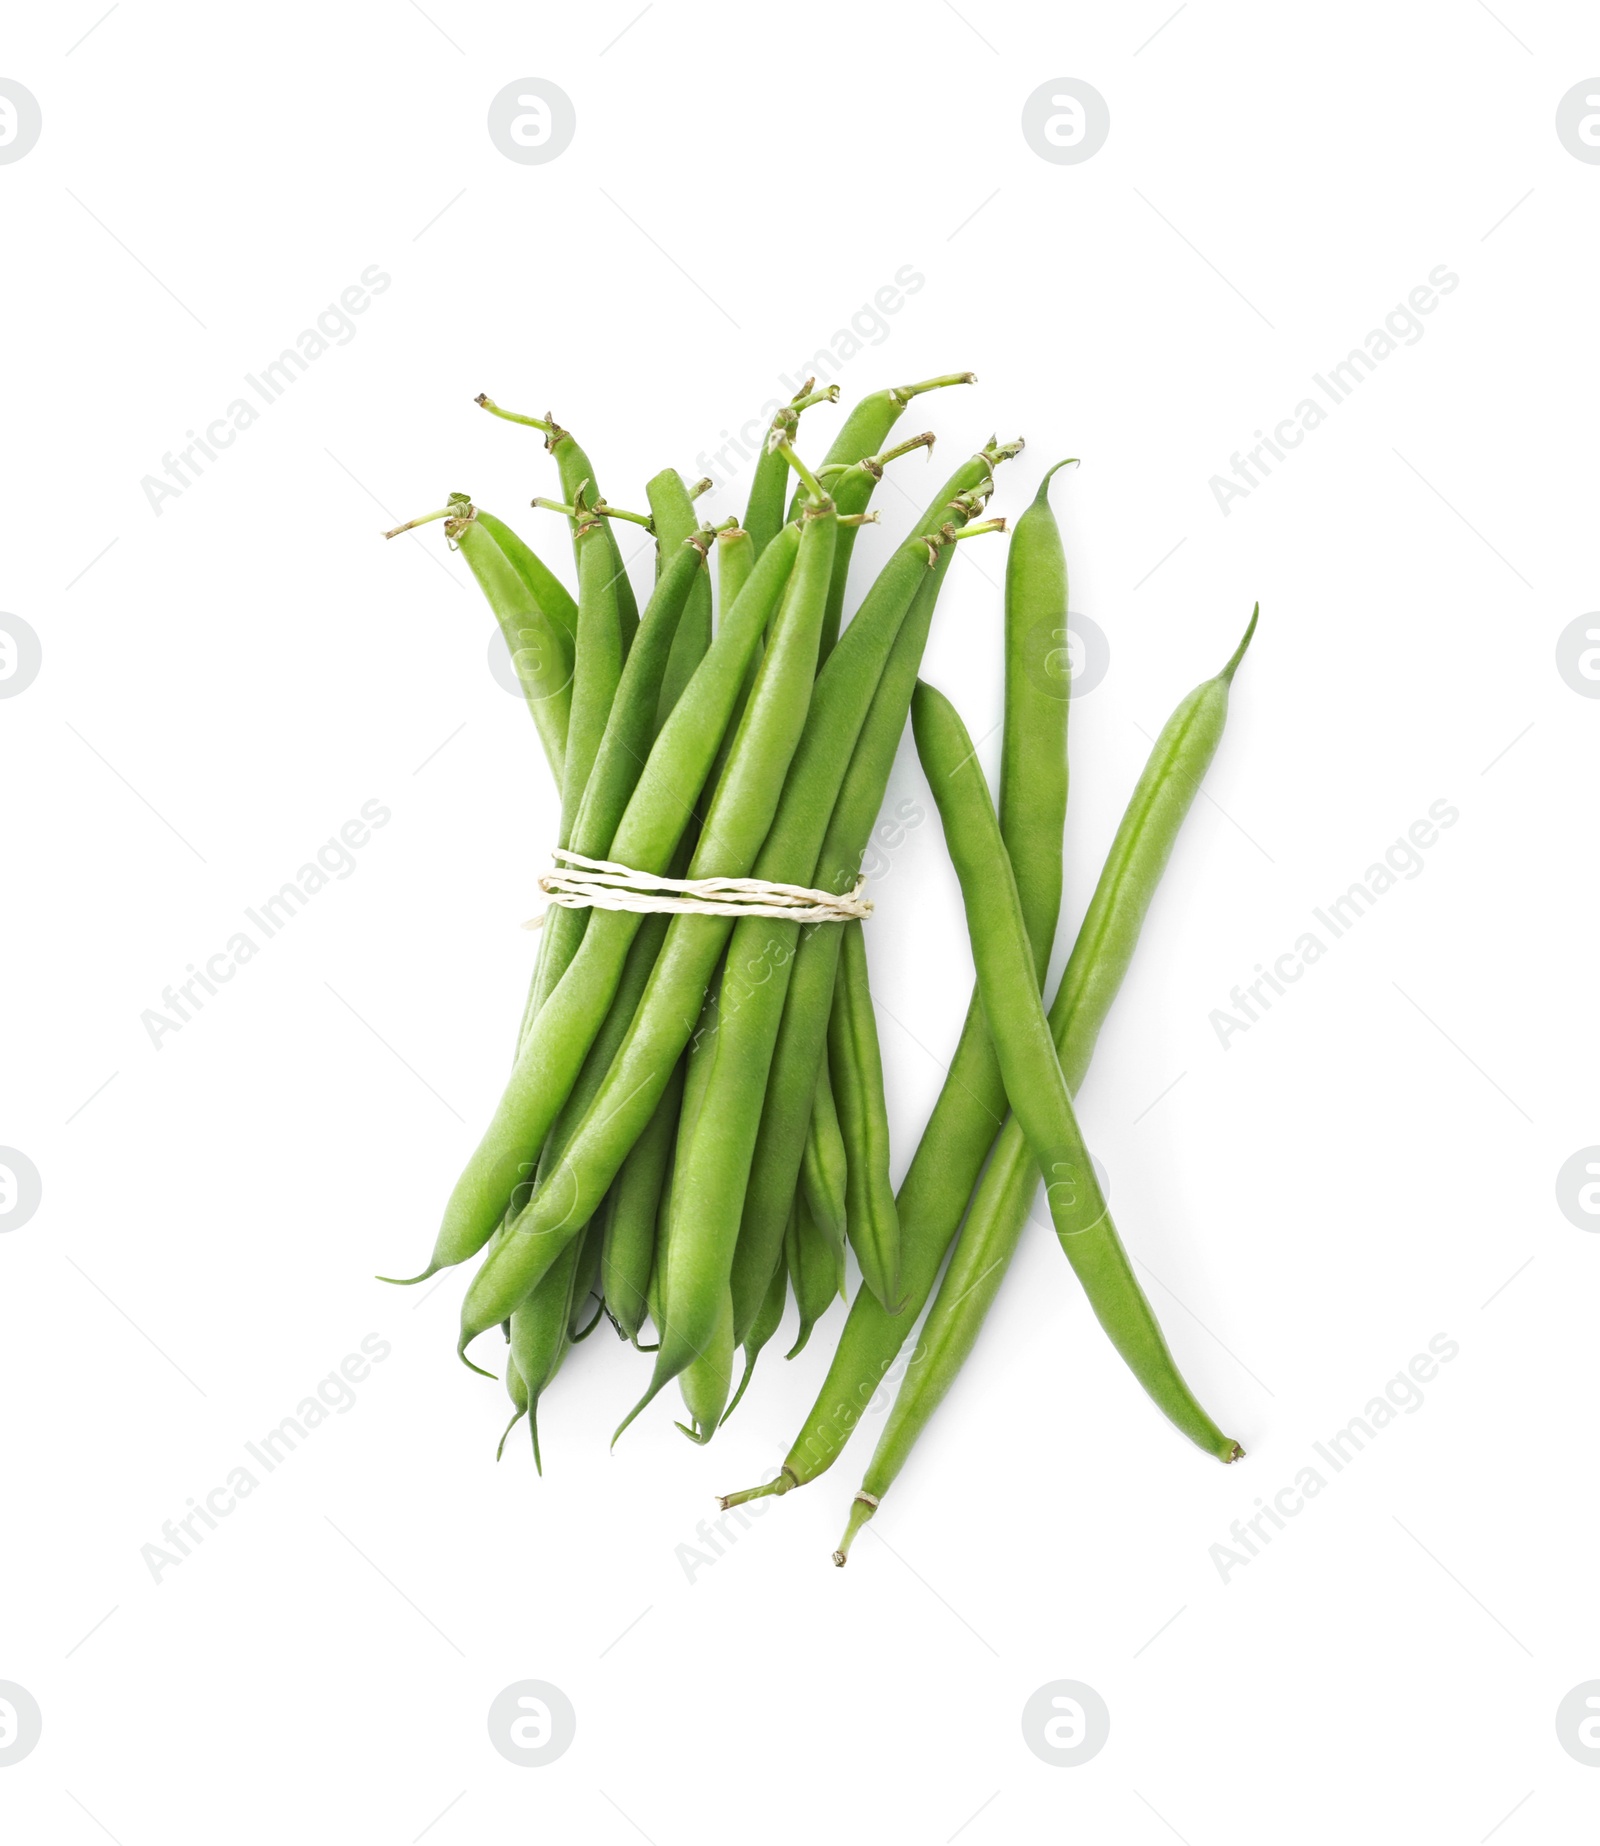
(1219, 602, 1260, 684)
(376, 1264, 437, 1287)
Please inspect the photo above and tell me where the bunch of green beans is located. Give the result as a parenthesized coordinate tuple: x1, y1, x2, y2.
(382, 375, 1257, 1554)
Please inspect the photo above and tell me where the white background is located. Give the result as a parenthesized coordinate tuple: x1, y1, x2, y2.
(3, 1, 1596, 1838)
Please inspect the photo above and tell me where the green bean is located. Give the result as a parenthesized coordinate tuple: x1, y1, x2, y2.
(457, 505, 839, 1367)
(675, 1285, 734, 1443)
(620, 453, 1005, 1432)
(826, 919, 899, 1307)
(557, 509, 624, 844)
(785, 1194, 840, 1359)
(799, 1053, 848, 1280)
(743, 383, 838, 558)
(602, 1059, 683, 1345)
(904, 679, 1240, 1457)
(720, 460, 1078, 1506)
(716, 526, 755, 621)
(567, 1211, 607, 1341)
(496, 1352, 529, 1461)
(722, 1253, 786, 1424)
(392, 497, 571, 781)
(473, 508, 580, 661)
(831, 610, 1260, 1553)
(647, 470, 715, 734)
(397, 526, 799, 1288)
(476, 394, 639, 657)
(509, 1230, 582, 1474)
(1001, 459, 1076, 960)
(725, 445, 1022, 1348)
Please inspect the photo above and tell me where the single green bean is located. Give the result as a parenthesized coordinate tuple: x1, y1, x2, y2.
(1000, 459, 1076, 963)
(430, 499, 572, 780)
(509, 1230, 582, 1474)
(716, 526, 755, 622)
(473, 508, 580, 660)
(722, 1252, 786, 1424)
(785, 1194, 839, 1360)
(799, 1053, 848, 1280)
(602, 1058, 684, 1345)
(827, 919, 899, 1308)
(675, 1285, 734, 1444)
(567, 1211, 608, 1341)
(647, 470, 715, 734)
(496, 1352, 529, 1461)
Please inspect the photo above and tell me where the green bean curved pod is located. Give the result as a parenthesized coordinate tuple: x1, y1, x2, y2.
(675, 1285, 734, 1444)
(509, 1231, 583, 1474)
(557, 520, 624, 847)
(716, 527, 755, 621)
(602, 1058, 683, 1345)
(567, 1211, 608, 1341)
(1057, 609, 1257, 1073)
(722, 1252, 786, 1425)
(547, 425, 639, 657)
(646, 470, 714, 734)
(474, 509, 580, 659)
(908, 678, 1240, 1459)
(457, 512, 838, 1366)
(800, 1053, 848, 1277)
(721, 610, 1254, 1510)
(646, 1146, 671, 1339)
(453, 516, 571, 781)
(827, 920, 900, 1309)
(1000, 460, 1075, 963)
(496, 1351, 529, 1461)
(400, 528, 798, 1289)
(785, 1195, 839, 1360)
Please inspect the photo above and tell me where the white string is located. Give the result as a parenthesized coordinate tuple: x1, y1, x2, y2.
(524, 848, 872, 929)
